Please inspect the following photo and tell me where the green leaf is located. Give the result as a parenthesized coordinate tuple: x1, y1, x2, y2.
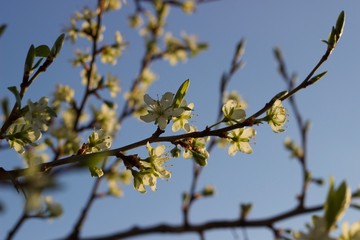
(32, 58, 44, 71)
(35, 45, 50, 57)
(190, 149, 207, 166)
(0, 24, 7, 38)
(271, 90, 288, 102)
(46, 106, 57, 118)
(308, 71, 327, 85)
(173, 79, 190, 108)
(49, 33, 65, 59)
(323, 11, 345, 49)
(24, 45, 35, 74)
(335, 11, 345, 39)
(240, 203, 252, 219)
(8, 86, 21, 108)
(89, 166, 104, 178)
(103, 100, 115, 109)
(1, 97, 9, 118)
(233, 39, 246, 64)
(324, 178, 351, 231)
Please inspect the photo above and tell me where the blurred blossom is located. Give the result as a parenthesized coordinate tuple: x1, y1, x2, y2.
(182, 0, 196, 14)
(81, 65, 101, 89)
(93, 104, 120, 134)
(106, 73, 121, 98)
(223, 90, 248, 110)
(25, 97, 55, 132)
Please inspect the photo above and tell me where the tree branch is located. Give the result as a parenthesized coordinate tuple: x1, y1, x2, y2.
(79, 204, 323, 240)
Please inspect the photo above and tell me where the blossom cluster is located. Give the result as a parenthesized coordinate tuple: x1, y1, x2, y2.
(6, 97, 56, 154)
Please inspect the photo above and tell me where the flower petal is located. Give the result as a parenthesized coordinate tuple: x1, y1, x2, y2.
(240, 142, 252, 154)
(144, 94, 156, 106)
(228, 144, 237, 156)
(231, 109, 246, 121)
(157, 116, 168, 130)
(241, 128, 256, 138)
(140, 112, 158, 122)
(161, 92, 175, 108)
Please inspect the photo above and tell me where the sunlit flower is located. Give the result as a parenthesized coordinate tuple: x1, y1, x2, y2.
(227, 127, 256, 156)
(7, 120, 42, 154)
(222, 100, 246, 124)
(266, 99, 287, 132)
(140, 92, 184, 130)
(87, 129, 112, 153)
(132, 143, 171, 193)
(144, 142, 171, 179)
(172, 102, 193, 132)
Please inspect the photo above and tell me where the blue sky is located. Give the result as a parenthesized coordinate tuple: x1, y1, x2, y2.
(1, 1, 360, 240)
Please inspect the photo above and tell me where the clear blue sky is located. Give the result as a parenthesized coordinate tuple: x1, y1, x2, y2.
(1, 1, 360, 239)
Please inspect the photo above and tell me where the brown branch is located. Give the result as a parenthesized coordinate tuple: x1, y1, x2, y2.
(6, 211, 28, 240)
(274, 47, 311, 207)
(66, 176, 103, 239)
(73, 0, 104, 131)
(79, 204, 323, 240)
(182, 163, 202, 226)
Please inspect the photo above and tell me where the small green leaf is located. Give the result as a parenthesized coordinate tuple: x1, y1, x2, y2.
(1, 98, 9, 118)
(190, 149, 207, 166)
(24, 45, 35, 74)
(0, 24, 7, 38)
(103, 100, 115, 109)
(173, 79, 190, 108)
(240, 203, 252, 219)
(8, 86, 21, 108)
(89, 166, 104, 178)
(46, 106, 57, 118)
(308, 71, 327, 85)
(32, 58, 44, 70)
(323, 11, 346, 49)
(271, 90, 288, 102)
(202, 185, 215, 196)
(233, 39, 246, 64)
(335, 11, 345, 39)
(50, 33, 65, 59)
(324, 178, 351, 231)
(35, 45, 50, 57)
